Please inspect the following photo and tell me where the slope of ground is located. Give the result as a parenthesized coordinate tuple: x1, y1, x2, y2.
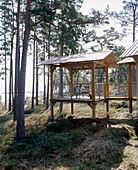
(0, 103, 138, 170)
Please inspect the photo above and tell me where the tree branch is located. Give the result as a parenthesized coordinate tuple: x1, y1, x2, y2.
(30, 19, 62, 31)
(59, 17, 106, 26)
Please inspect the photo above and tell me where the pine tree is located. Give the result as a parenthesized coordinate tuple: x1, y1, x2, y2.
(112, 0, 138, 93)
(16, 0, 32, 140)
(14, 0, 21, 120)
(0, 0, 16, 110)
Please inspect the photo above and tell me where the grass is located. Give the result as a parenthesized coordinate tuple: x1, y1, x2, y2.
(0, 102, 138, 169)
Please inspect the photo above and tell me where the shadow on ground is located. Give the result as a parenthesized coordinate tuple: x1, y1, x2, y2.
(1, 117, 138, 170)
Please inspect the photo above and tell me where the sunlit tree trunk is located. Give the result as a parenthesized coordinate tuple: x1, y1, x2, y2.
(9, 34, 14, 111)
(36, 42, 38, 106)
(46, 25, 51, 110)
(59, 17, 64, 113)
(9, 1, 15, 111)
(31, 30, 36, 109)
(14, 0, 20, 120)
(17, 0, 32, 140)
(43, 38, 46, 104)
(4, 32, 7, 110)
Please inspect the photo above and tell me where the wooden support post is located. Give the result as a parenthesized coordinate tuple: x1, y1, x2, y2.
(87, 103, 97, 119)
(91, 62, 95, 101)
(71, 102, 73, 115)
(51, 102, 54, 121)
(106, 100, 109, 119)
(92, 103, 96, 119)
(129, 64, 133, 114)
(98, 84, 100, 99)
(123, 84, 126, 96)
(87, 103, 93, 109)
(134, 57, 138, 102)
(106, 67, 109, 118)
(71, 69, 74, 114)
(106, 67, 109, 97)
(104, 84, 106, 99)
(50, 65, 54, 120)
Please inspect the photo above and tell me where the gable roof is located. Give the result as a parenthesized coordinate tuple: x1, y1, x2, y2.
(40, 50, 117, 70)
(120, 39, 138, 58)
(117, 57, 136, 65)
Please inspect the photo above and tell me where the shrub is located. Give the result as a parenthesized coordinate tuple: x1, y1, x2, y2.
(110, 101, 128, 109)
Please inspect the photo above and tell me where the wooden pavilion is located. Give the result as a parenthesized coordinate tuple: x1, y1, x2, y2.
(119, 39, 138, 101)
(40, 50, 137, 120)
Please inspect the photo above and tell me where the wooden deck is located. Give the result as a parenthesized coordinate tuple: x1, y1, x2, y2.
(51, 96, 137, 103)
(51, 96, 105, 104)
(106, 96, 137, 101)
(50, 96, 137, 118)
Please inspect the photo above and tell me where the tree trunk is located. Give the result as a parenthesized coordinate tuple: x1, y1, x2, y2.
(14, 0, 20, 120)
(16, 0, 32, 140)
(43, 38, 46, 104)
(9, 35, 14, 111)
(98, 69, 104, 96)
(36, 42, 38, 105)
(31, 30, 36, 109)
(46, 25, 51, 110)
(9, 1, 15, 112)
(59, 20, 64, 113)
(59, 47, 63, 113)
(4, 32, 7, 110)
(133, 7, 136, 43)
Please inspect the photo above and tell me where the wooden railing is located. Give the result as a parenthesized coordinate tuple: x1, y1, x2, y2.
(53, 82, 136, 99)
(108, 83, 129, 97)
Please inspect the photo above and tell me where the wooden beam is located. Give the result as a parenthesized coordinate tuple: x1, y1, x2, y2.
(87, 103, 93, 109)
(129, 64, 133, 113)
(50, 65, 54, 100)
(106, 67, 109, 97)
(92, 103, 97, 119)
(71, 69, 74, 114)
(51, 102, 56, 121)
(59, 61, 108, 70)
(50, 65, 55, 120)
(95, 60, 108, 67)
(71, 102, 74, 114)
(129, 64, 132, 98)
(91, 62, 95, 101)
(105, 67, 109, 118)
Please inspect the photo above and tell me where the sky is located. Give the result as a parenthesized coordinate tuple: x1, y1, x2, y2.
(80, 0, 135, 49)
(81, 0, 123, 14)
(0, 0, 137, 101)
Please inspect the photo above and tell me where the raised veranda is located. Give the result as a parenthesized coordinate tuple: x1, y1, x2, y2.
(40, 50, 137, 120)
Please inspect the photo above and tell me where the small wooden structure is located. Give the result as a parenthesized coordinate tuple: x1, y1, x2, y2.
(40, 50, 137, 120)
(119, 39, 138, 101)
(117, 58, 136, 112)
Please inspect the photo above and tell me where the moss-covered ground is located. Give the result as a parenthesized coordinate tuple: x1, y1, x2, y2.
(0, 102, 138, 170)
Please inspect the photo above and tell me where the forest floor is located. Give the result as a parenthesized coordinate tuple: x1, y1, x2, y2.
(0, 101, 138, 170)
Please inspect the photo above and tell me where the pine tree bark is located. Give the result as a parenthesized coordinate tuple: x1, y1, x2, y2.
(46, 25, 51, 110)
(4, 32, 7, 110)
(14, 0, 20, 120)
(9, 34, 14, 111)
(9, 1, 15, 111)
(16, 0, 32, 140)
(31, 30, 36, 109)
(59, 46, 63, 112)
(36, 42, 38, 106)
(59, 17, 64, 113)
(43, 38, 46, 104)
